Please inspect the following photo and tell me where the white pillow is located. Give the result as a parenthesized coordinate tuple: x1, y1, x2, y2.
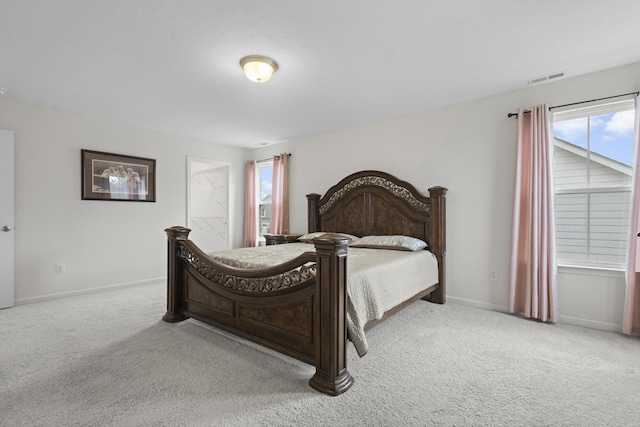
(349, 235, 428, 251)
(298, 232, 359, 243)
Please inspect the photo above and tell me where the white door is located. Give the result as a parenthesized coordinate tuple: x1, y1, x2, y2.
(0, 130, 15, 309)
(187, 157, 230, 253)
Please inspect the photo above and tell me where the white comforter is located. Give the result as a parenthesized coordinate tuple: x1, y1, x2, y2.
(208, 242, 439, 356)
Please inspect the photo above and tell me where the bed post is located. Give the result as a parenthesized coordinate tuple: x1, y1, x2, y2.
(309, 234, 354, 396)
(162, 226, 190, 323)
(428, 186, 447, 304)
(306, 193, 321, 232)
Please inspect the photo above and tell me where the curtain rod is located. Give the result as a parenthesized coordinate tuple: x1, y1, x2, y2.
(257, 153, 291, 163)
(507, 91, 639, 118)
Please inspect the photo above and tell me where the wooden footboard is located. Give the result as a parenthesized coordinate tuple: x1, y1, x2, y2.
(163, 226, 354, 396)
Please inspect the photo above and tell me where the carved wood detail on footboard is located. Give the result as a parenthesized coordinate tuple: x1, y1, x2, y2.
(163, 226, 354, 396)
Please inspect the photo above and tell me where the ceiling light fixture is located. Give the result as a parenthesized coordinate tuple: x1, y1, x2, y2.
(239, 55, 278, 83)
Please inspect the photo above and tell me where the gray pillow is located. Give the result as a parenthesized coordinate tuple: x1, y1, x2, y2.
(350, 235, 428, 251)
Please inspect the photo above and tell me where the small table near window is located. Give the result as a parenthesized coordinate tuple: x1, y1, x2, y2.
(264, 233, 302, 246)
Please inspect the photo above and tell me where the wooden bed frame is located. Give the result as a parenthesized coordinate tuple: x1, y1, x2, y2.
(163, 170, 447, 396)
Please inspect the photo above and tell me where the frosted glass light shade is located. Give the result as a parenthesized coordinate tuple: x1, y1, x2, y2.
(240, 55, 278, 83)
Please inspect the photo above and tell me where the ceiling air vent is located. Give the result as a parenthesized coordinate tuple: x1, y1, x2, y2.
(527, 70, 567, 86)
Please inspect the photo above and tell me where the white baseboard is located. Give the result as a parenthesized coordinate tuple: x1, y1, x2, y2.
(446, 295, 622, 333)
(446, 295, 509, 313)
(558, 315, 622, 333)
(14, 277, 165, 306)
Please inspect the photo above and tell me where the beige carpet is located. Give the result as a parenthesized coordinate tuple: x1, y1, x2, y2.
(1, 282, 640, 426)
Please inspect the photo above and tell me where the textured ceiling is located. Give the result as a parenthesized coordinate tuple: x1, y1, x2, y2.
(2, 1, 640, 148)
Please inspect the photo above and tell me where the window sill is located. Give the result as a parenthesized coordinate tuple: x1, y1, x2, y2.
(558, 264, 625, 278)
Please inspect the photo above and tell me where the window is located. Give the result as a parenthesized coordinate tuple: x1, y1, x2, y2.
(553, 99, 635, 269)
(256, 160, 273, 243)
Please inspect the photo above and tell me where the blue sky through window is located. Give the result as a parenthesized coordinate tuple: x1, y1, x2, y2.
(553, 110, 635, 166)
(261, 165, 273, 201)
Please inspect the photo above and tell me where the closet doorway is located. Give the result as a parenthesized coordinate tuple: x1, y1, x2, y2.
(187, 157, 230, 253)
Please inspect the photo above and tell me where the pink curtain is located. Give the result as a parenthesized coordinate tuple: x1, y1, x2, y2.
(509, 104, 560, 322)
(243, 160, 257, 247)
(271, 154, 290, 234)
(623, 95, 640, 335)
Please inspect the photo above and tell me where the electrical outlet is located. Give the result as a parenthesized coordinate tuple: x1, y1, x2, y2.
(489, 270, 498, 281)
(55, 263, 66, 274)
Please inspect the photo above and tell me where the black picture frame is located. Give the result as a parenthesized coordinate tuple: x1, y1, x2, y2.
(81, 149, 156, 202)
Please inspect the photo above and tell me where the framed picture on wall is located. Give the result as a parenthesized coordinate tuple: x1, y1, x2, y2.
(81, 149, 156, 202)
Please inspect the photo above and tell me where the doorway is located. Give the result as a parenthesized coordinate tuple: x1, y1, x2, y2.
(187, 157, 230, 253)
(0, 129, 14, 309)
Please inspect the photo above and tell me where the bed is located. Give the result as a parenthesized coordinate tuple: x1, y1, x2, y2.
(163, 170, 447, 396)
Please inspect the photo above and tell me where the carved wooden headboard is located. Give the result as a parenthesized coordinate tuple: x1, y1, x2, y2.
(305, 170, 447, 260)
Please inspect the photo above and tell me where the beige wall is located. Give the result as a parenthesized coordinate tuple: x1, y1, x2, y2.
(4, 61, 639, 331)
(0, 98, 248, 302)
(251, 61, 640, 331)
